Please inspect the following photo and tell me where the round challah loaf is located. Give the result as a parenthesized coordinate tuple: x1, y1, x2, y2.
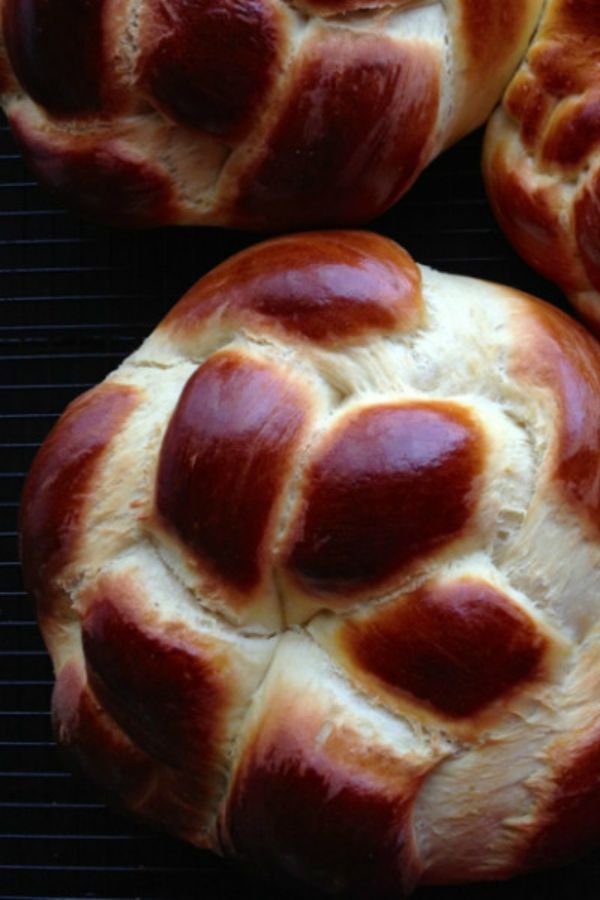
(20, 231, 600, 895)
(483, 0, 600, 336)
(0, 0, 541, 228)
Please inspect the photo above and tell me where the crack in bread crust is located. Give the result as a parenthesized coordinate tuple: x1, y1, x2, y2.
(20, 232, 600, 892)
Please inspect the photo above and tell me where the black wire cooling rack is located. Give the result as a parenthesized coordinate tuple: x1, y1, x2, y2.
(1, 111, 599, 899)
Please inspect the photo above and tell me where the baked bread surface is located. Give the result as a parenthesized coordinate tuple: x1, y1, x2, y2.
(483, 0, 600, 334)
(0, 0, 541, 227)
(4, 1, 600, 331)
(20, 231, 600, 895)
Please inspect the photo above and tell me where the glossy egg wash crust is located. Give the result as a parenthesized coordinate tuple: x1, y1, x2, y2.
(20, 232, 600, 896)
(0, 0, 544, 220)
(4, 2, 600, 333)
(0, 0, 541, 229)
(483, 0, 600, 337)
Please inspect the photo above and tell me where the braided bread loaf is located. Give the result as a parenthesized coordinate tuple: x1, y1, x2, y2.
(0, 0, 541, 228)
(20, 232, 600, 895)
(483, 0, 600, 335)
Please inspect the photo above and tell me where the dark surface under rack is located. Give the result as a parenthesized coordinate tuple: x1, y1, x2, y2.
(1, 111, 599, 899)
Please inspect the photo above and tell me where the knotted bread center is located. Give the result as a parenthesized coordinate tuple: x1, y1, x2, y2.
(20, 232, 600, 893)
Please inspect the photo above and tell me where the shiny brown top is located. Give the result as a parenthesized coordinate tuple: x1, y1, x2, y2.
(235, 27, 440, 228)
(139, 0, 285, 140)
(517, 644, 600, 868)
(81, 573, 226, 774)
(292, 0, 418, 12)
(458, 0, 540, 75)
(497, 0, 600, 159)
(484, 145, 584, 296)
(53, 656, 217, 842)
(164, 231, 423, 347)
(1, 0, 543, 228)
(521, 718, 600, 870)
(574, 169, 600, 298)
(483, 0, 600, 329)
(225, 691, 424, 897)
(342, 578, 547, 718)
(3, 0, 106, 114)
(511, 300, 600, 533)
(156, 351, 310, 600)
(53, 656, 157, 805)
(19, 383, 139, 615)
(9, 111, 177, 228)
(284, 402, 483, 598)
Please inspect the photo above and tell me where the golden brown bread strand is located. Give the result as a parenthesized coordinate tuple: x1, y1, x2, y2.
(20, 231, 600, 895)
(483, 0, 600, 334)
(0, 0, 541, 228)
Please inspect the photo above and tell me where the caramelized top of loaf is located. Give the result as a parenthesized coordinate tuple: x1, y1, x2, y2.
(20, 232, 600, 893)
(0, 0, 541, 227)
(484, 0, 600, 334)
(5, 3, 600, 337)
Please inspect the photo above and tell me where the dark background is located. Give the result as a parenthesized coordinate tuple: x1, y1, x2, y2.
(1, 114, 599, 899)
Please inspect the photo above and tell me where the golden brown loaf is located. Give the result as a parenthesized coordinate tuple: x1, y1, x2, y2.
(483, 0, 600, 335)
(3, 2, 600, 330)
(0, 0, 542, 228)
(20, 232, 600, 895)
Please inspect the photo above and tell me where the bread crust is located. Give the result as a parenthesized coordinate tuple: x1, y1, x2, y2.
(0, 0, 542, 227)
(484, 0, 600, 333)
(20, 232, 600, 893)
